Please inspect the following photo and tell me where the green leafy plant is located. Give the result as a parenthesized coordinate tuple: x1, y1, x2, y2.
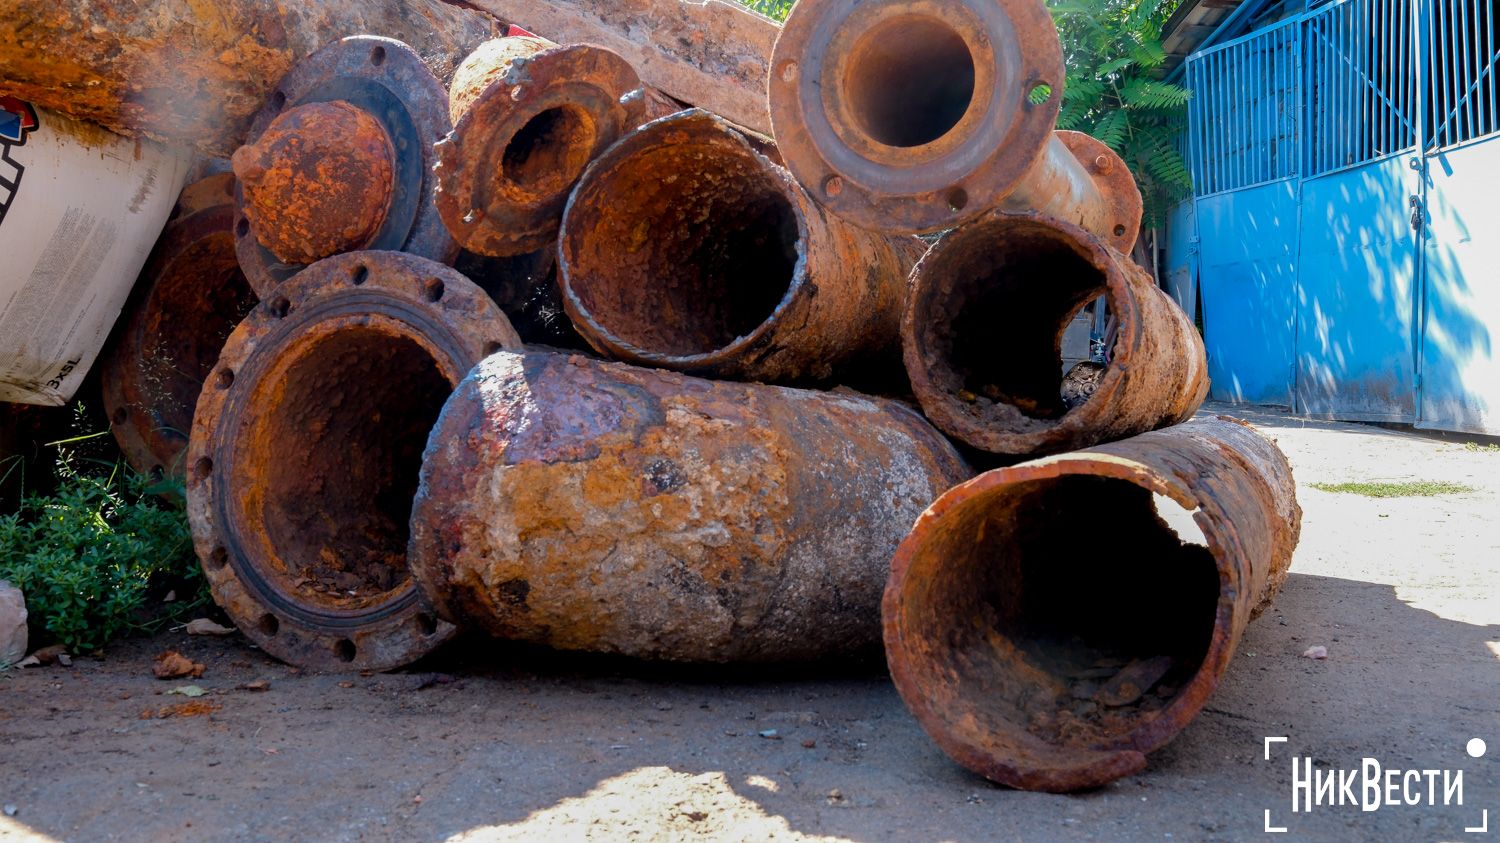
(1049, 0, 1192, 228)
(738, 0, 793, 20)
(0, 436, 206, 654)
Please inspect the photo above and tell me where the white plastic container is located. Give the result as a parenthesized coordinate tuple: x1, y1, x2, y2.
(0, 96, 191, 405)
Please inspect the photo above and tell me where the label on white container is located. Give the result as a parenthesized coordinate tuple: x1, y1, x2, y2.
(0, 97, 191, 405)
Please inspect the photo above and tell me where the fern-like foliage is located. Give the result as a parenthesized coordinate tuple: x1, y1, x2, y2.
(1050, 0, 1193, 229)
(738, 0, 794, 21)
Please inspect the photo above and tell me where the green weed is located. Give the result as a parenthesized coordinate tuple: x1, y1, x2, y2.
(0, 441, 206, 656)
(1308, 481, 1477, 498)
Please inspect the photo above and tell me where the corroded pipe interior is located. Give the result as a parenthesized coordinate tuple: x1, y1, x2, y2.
(843, 16, 975, 148)
(500, 105, 597, 197)
(239, 326, 451, 615)
(566, 141, 800, 356)
(895, 474, 1218, 769)
(126, 237, 256, 469)
(927, 225, 1106, 421)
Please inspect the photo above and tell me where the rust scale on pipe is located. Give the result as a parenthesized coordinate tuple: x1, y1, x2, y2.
(187, 251, 522, 672)
(770, 0, 1058, 235)
(232, 101, 397, 265)
(232, 36, 458, 298)
(883, 415, 1301, 792)
(999, 131, 1143, 252)
(434, 35, 642, 257)
(903, 211, 1207, 456)
(559, 109, 927, 385)
(408, 350, 972, 662)
(0, 0, 498, 156)
(102, 173, 259, 484)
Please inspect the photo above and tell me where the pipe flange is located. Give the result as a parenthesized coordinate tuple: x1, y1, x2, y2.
(435, 40, 641, 257)
(102, 173, 258, 484)
(1055, 130, 1144, 252)
(187, 251, 522, 671)
(769, 0, 1064, 234)
(233, 36, 458, 298)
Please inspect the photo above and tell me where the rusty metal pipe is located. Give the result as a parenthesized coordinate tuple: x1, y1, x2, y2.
(903, 211, 1207, 456)
(769, 0, 1060, 234)
(408, 350, 972, 663)
(0, 0, 497, 157)
(559, 109, 927, 385)
(769, 0, 1142, 246)
(434, 34, 643, 257)
(1000, 131, 1143, 252)
(186, 251, 522, 672)
(883, 415, 1301, 792)
(465, 0, 779, 135)
(231, 36, 458, 297)
(101, 174, 259, 483)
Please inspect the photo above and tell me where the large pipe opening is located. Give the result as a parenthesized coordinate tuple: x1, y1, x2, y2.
(500, 105, 596, 196)
(843, 16, 975, 148)
(239, 326, 452, 613)
(894, 474, 1218, 762)
(565, 141, 800, 357)
(920, 224, 1108, 426)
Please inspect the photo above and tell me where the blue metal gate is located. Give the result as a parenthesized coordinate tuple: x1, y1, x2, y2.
(1180, 0, 1500, 433)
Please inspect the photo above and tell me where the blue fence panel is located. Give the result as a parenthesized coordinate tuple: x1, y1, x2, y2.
(1186, 22, 1301, 196)
(1428, 0, 1500, 149)
(1302, 0, 1418, 176)
(1195, 182, 1300, 405)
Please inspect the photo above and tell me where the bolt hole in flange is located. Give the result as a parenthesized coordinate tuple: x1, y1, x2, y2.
(112, 407, 129, 425)
(1027, 82, 1055, 105)
(417, 613, 439, 636)
(270, 91, 286, 112)
(215, 369, 235, 390)
(236, 217, 250, 238)
(844, 16, 976, 148)
(423, 278, 445, 302)
(209, 546, 229, 570)
(334, 639, 357, 662)
(258, 613, 280, 636)
(268, 297, 291, 319)
(370, 45, 387, 67)
(351, 264, 369, 286)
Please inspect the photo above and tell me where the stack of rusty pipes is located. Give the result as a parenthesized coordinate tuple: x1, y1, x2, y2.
(49, 0, 1303, 795)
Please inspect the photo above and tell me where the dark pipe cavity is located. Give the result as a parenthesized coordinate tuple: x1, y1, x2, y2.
(250, 328, 450, 611)
(568, 143, 800, 357)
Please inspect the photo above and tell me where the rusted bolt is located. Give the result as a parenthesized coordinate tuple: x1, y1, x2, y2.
(186, 251, 522, 672)
(902, 211, 1206, 456)
(232, 101, 396, 266)
(770, 0, 1065, 234)
(233, 36, 458, 298)
(101, 173, 258, 487)
(1093, 153, 1114, 174)
(408, 350, 972, 662)
(884, 415, 1301, 791)
(560, 109, 927, 385)
(434, 36, 642, 257)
